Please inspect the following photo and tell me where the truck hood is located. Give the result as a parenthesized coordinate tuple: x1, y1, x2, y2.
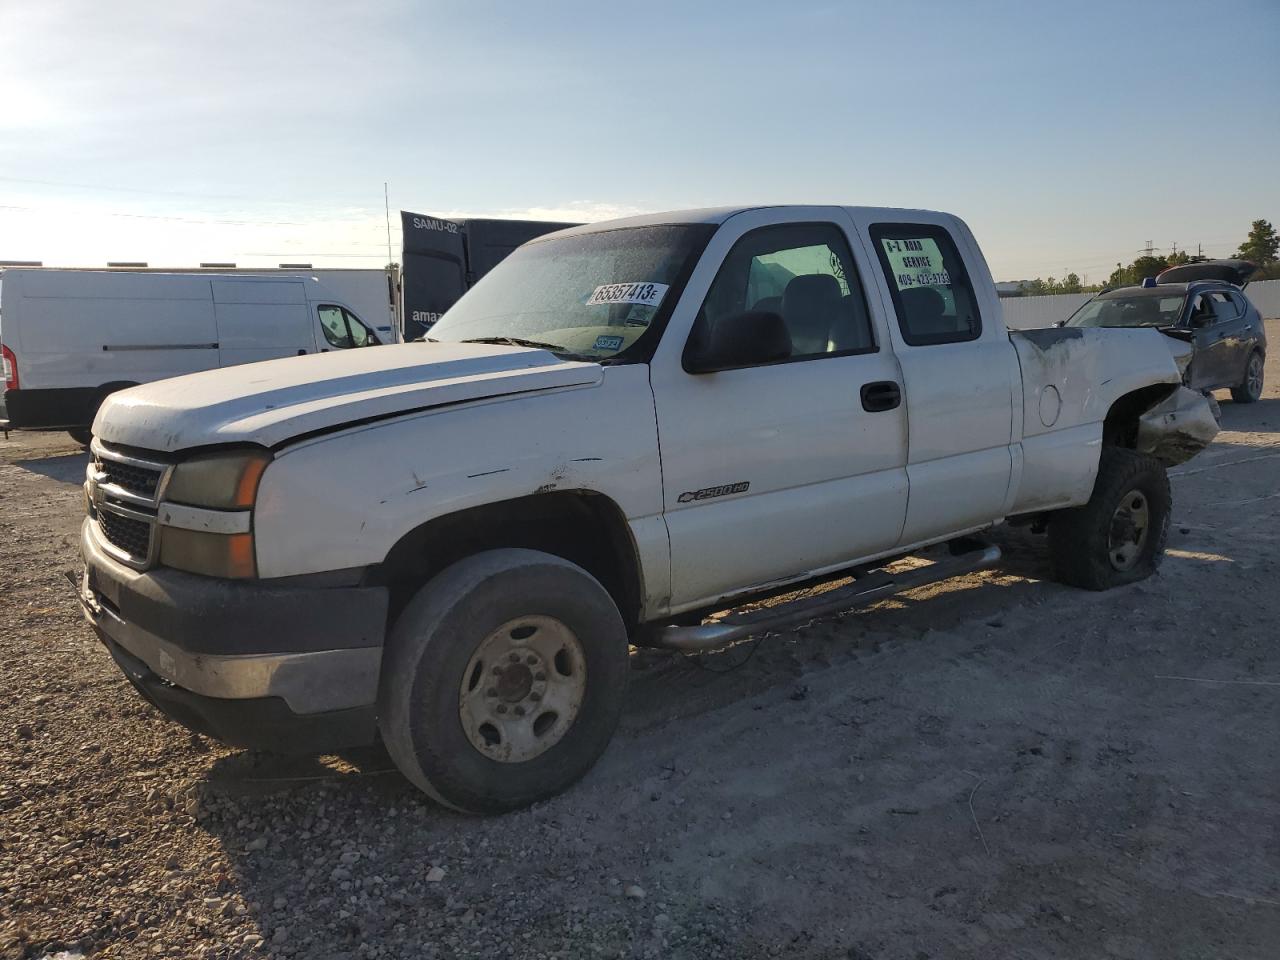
(94, 343, 604, 452)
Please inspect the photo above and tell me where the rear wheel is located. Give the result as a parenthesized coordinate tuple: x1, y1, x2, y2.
(1047, 447, 1171, 590)
(1230, 351, 1264, 404)
(378, 549, 629, 813)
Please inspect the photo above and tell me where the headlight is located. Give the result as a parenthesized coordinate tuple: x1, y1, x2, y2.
(165, 449, 270, 509)
(160, 449, 270, 578)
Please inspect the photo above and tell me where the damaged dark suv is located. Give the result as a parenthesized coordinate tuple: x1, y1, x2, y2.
(1065, 260, 1266, 403)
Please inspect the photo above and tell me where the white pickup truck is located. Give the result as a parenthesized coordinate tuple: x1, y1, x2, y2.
(78, 205, 1218, 813)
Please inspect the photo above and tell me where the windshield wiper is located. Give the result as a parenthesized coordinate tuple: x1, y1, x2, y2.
(462, 335, 568, 351)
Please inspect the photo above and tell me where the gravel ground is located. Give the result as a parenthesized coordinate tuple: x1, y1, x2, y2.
(2, 326, 1279, 959)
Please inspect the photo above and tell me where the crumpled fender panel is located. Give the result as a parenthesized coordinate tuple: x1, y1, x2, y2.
(1135, 386, 1220, 466)
(1010, 326, 1184, 439)
(1007, 326, 1195, 516)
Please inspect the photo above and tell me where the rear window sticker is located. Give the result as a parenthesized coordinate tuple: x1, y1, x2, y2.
(881, 238, 951, 290)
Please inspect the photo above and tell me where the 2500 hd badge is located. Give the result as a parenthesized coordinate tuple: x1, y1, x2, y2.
(677, 481, 750, 504)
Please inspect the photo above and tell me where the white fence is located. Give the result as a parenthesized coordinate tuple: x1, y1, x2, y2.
(1000, 293, 1092, 330)
(999, 278, 1280, 330)
(1245, 278, 1280, 319)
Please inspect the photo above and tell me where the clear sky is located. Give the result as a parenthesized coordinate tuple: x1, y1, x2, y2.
(2, 0, 1278, 281)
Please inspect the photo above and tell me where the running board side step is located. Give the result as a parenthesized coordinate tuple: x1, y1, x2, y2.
(652, 543, 1002, 653)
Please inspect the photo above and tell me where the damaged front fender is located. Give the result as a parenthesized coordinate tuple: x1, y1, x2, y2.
(1136, 386, 1219, 466)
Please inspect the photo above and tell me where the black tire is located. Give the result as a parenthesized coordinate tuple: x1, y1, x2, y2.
(378, 549, 629, 814)
(1230, 351, 1264, 404)
(1047, 447, 1171, 591)
(68, 427, 93, 447)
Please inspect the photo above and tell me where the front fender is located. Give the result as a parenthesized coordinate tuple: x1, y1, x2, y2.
(1011, 327, 1184, 437)
(251, 365, 665, 582)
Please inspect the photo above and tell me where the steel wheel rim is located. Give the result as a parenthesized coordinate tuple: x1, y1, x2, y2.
(1107, 489, 1150, 571)
(1247, 355, 1263, 398)
(458, 615, 586, 763)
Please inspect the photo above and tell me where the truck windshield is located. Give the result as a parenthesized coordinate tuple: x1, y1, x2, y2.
(1066, 293, 1186, 328)
(427, 224, 715, 362)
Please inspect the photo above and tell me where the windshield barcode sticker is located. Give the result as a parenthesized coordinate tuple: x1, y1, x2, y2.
(586, 282, 669, 307)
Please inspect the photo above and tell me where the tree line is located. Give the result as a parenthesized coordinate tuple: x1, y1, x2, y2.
(1010, 219, 1279, 296)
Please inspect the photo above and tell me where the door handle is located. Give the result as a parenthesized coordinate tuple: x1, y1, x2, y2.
(860, 381, 902, 412)
(297, 349, 307, 355)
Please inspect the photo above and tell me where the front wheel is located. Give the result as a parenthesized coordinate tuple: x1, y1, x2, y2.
(378, 549, 629, 814)
(1047, 447, 1171, 591)
(68, 427, 93, 447)
(1230, 351, 1264, 404)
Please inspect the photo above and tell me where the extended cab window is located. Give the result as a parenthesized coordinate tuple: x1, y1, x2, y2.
(870, 223, 981, 346)
(695, 222, 874, 362)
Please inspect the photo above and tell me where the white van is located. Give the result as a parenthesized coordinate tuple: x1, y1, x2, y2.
(0, 270, 392, 442)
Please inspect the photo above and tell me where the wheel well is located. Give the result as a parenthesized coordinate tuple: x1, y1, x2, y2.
(376, 491, 643, 635)
(1102, 384, 1178, 448)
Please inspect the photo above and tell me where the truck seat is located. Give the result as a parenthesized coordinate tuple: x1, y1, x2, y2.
(899, 287, 955, 336)
(782, 274, 843, 355)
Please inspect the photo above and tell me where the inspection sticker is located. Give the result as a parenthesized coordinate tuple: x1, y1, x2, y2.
(586, 281, 669, 307)
(593, 334, 625, 351)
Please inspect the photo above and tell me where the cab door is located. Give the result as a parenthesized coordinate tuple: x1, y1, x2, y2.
(649, 208, 909, 612)
(849, 212, 1016, 546)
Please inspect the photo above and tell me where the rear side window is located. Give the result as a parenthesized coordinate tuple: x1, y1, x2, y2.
(1208, 291, 1241, 321)
(869, 223, 982, 346)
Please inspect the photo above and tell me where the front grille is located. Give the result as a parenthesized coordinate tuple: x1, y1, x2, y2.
(99, 459, 162, 498)
(98, 509, 152, 560)
(89, 442, 170, 569)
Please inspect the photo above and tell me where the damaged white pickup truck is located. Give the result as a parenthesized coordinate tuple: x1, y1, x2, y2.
(79, 206, 1218, 812)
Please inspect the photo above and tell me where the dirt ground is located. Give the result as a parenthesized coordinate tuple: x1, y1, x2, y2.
(2, 327, 1278, 960)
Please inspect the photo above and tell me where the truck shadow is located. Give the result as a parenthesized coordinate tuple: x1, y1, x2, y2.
(196, 525, 1060, 806)
(622, 524, 1055, 734)
(13, 452, 90, 484)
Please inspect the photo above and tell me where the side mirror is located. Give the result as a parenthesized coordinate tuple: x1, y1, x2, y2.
(685, 310, 791, 373)
(1189, 313, 1211, 329)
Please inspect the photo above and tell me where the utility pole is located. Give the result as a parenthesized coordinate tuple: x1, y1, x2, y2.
(1143, 240, 1154, 257)
(384, 182, 393, 267)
